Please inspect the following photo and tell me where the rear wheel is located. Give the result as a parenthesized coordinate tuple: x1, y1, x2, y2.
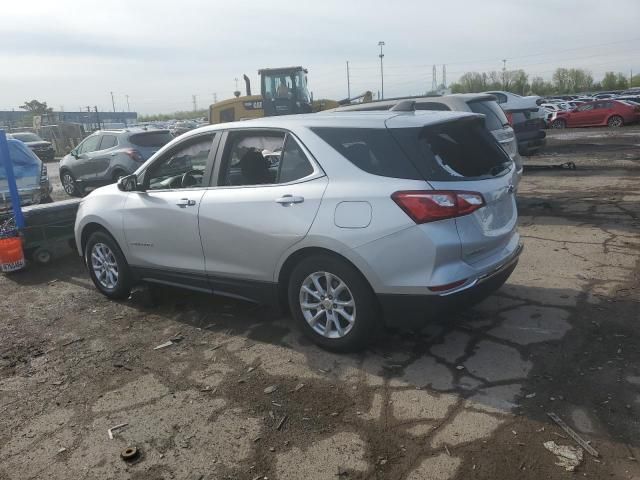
(551, 119, 566, 129)
(61, 170, 81, 197)
(85, 230, 132, 299)
(288, 254, 379, 352)
(607, 115, 623, 128)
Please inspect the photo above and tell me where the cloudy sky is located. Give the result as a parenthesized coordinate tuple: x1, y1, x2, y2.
(2, 0, 639, 114)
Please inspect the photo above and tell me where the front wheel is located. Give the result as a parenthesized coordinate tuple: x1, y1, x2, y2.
(61, 171, 82, 197)
(85, 230, 132, 299)
(288, 254, 380, 352)
(607, 115, 623, 128)
(551, 119, 566, 129)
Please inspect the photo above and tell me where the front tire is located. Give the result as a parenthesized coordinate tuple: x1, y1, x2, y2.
(288, 254, 379, 352)
(85, 230, 132, 299)
(61, 170, 82, 197)
(607, 115, 623, 128)
(551, 119, 566, 129)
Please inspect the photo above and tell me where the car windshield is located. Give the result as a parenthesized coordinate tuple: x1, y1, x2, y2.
(11, 133, 42, 142)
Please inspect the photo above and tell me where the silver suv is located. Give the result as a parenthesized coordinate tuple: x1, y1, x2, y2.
(75, 111, 522, 351)
(59, 128, 173, 196)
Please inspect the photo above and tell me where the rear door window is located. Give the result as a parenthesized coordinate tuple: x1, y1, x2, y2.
(99, 135, 117, 150)
(277, 135, 314, 183)
(129, 131, 174, 148)
(468, 100, 509, 131)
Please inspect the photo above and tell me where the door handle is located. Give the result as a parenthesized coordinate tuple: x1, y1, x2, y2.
(176, 198, 196, 208)
(275, 195, 304, 206)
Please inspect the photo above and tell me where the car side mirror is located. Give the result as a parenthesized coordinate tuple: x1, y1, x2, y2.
(117, 174, 144, 192)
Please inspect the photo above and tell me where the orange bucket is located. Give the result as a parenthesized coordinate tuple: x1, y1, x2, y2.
(0, 235, 25, 273)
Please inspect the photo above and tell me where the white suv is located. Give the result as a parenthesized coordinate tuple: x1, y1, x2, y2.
(75, 111, 522, 351)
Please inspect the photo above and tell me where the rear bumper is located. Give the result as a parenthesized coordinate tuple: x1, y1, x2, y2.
(378, 243, 522, 329)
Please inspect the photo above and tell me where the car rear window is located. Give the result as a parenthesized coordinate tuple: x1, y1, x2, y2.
(312, 119, 512, 181)
(129, 131, 173, 148)
(390, 119, 512, 180)
(468, 100, 509, 131)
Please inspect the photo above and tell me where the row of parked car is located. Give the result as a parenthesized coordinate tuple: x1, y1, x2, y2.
(541, 88, 640, 128)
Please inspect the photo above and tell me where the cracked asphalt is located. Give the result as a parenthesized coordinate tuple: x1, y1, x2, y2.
(1, 126, 639, 479)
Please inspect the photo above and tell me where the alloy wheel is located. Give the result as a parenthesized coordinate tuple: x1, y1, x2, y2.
(62, 173, 76, 195)
(91, 242, 119, 289)
(299, 271, 356, 339)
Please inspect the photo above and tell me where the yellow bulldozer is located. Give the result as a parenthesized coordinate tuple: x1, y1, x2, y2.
(209, 66, 372, 124)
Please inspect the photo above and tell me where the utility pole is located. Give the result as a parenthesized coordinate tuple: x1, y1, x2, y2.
(125, 95, 130, 112)
(442, 65, 447, 89)
(212, 93, 217, 103)
(86, 106, 93, 130)
(110, 91, 116, 112)
(346, 61, 351, 99)
(432, 65, 437, 92)
(378, 41, 385, 99)
(192, 95, 197, 112)
(94, 106, 101, 129)
(502, 59, 507, 89)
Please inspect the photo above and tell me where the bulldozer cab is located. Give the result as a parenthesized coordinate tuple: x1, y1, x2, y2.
(260, 67, 312, 117)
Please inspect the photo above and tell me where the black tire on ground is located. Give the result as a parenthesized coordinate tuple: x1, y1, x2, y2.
(287, 254, 380, 352)
(85, 230, 133, 299)
(60, 170, 82, 197)
(32, 248, 52, 264)
(607, 115, 623, 128)
(551, 119, 566, 129)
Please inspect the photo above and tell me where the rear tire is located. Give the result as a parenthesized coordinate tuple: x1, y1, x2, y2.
(551, 119, 566, 129)
(287, 254, 380, 352)
(85, 230, 132, 299)
(607, 115, 623, 128)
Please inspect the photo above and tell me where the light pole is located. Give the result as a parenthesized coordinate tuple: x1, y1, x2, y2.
(378, 41, 385, 99)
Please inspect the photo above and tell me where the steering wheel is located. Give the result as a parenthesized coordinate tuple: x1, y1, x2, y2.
(181, 169, 203, 188)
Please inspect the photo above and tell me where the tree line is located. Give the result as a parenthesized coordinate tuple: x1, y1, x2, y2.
(449, 68, 640, 96)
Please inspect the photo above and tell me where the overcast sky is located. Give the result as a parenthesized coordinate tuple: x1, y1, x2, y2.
(2, 0, 639, 115)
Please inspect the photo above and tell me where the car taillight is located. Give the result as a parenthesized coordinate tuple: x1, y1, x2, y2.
(124, 148, 144, 162)
(505, 112, 513, 126)
(391, 190, 485, 224)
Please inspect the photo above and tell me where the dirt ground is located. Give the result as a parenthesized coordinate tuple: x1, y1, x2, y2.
(2, 126, 639, 480)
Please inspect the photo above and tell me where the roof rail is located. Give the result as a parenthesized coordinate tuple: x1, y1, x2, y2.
(389, 100, 415, 112)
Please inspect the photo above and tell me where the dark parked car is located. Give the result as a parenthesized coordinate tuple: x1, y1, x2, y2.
(505, 110, 546, 156)
(8, 132, 55, 161)
(59, 128, 173, 196)
(551, 100, 640, 129)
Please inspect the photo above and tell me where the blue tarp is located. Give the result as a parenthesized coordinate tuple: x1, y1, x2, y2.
(0, 140, 40, 182)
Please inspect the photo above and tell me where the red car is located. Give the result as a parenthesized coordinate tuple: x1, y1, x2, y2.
(551, 100, 640, 128)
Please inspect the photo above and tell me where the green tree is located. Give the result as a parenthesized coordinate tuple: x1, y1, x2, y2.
(631, 74, 640, 88)
(19, 100, 53, 114)
(601, 71, 628, 90)
(552, 68, 593, 93)
(530, 76, 554, 96)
